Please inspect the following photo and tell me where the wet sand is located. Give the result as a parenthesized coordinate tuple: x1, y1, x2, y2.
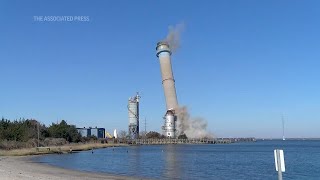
(0, 156, 137, 180)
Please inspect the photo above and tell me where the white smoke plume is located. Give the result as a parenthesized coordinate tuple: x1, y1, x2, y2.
(177, 106, 214, 139)
(163, 22, 185, 52)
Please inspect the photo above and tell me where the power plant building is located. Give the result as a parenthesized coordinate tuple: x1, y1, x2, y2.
(77, 127, 105, 139)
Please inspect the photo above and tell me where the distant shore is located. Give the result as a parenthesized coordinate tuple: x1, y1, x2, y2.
(0, 156, 138, 180)
(0, 143, 128, 156)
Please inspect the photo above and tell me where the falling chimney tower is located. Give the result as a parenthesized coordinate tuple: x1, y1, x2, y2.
(156, 42, 178, 138)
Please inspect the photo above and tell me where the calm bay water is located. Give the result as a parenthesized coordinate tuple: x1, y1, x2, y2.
(33, 140, 320, 179)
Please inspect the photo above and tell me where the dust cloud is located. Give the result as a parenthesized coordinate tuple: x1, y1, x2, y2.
(177, 106, 213, 139)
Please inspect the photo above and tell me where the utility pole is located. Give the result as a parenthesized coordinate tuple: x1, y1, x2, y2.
(144, 117, 147, 133)
(282, 114, 285, 141)
(143, 118, 147, 139)
(37, 121, 40, 147)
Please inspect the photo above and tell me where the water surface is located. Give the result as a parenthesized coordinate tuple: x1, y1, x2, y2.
(33, 140, 320, 179)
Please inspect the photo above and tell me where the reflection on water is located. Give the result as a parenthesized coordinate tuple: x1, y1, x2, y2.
(33, 141, 320, 180)
(129, 146, 141, 174)
(164, 145, 180, 179)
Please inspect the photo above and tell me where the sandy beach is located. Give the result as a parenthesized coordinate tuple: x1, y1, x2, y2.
(0, 156, 136, 180)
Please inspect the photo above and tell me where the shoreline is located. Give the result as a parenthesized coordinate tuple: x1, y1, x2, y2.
(0, 143, 138, 179)
(0, 143, 129, 156)
(0, 155, 139, 180)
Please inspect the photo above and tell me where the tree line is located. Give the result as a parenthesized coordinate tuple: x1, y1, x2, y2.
(0, 118, 189, 149)
(0, 118, 82, 149)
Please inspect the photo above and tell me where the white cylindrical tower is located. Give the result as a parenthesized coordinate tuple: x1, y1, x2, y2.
(163, 110, 176, 138)
(113, 129, 118, 139)
(128, 93, 140, 139)
(156, 42, 178, 138)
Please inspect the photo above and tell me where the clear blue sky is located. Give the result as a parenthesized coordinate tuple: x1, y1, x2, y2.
(1, 0, 320, 138)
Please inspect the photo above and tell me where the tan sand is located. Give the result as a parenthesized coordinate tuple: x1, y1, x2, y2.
(0, 156, 141, 180)
(0, 143, 129, 156)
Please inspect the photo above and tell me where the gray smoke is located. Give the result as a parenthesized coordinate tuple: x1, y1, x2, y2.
(163, 22, 185, 52)
(177, 106, 213, 139)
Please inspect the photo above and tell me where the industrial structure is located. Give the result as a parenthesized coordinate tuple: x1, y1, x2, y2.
(156, 42, 179, 138)
(77, 127, 105, 138)
(105, 131, 113, 138)
(128, 93, 140, 139)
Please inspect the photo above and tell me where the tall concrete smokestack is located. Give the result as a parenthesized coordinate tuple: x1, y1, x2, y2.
(156, 42, 178, 110)
(156, 42, 178, 138)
